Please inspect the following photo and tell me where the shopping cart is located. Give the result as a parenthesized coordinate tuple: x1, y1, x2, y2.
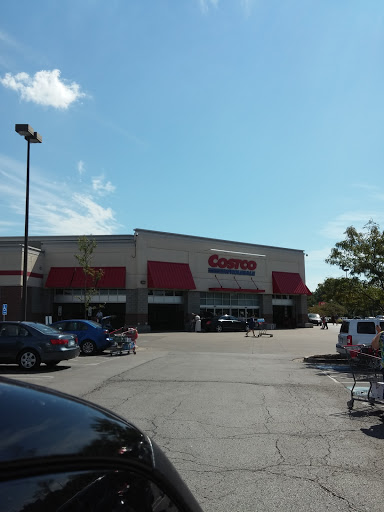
(108, 327, 138, 356)
(256, 319, 273, 338)
(345, 345, 383, 410)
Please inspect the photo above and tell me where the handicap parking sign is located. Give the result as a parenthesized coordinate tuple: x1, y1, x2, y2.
(2, 304, 7, 316)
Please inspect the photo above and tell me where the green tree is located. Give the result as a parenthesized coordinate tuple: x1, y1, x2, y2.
(326, 220, 384, 290)
(310, 277, 383, 318)
(75, 236, 104, 319)
(325, 220, 384, 314)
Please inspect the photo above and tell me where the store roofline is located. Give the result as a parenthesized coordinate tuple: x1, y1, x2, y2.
(0, 234, 135, 244)
(134, 228, 305, 254)
(0, 229, 305, 254)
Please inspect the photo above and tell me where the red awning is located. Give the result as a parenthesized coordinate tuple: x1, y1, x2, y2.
(147, 261, 196, 289)
(272, 271, 312, 295)
(71, 267, 126, 288)
(45, 267, 126, 288)
(97, 267, 126, 288)
(45, 267, 75, 288)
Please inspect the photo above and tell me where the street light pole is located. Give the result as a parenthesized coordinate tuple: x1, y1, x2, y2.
(15, 125, 42, 321)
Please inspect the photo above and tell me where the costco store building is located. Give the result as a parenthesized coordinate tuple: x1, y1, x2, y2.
(0, 229, 311, 331)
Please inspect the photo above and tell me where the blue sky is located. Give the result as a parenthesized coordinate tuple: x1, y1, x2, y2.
(1, 0, 384, 291)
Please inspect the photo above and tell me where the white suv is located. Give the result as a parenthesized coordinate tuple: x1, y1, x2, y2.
(337, 318, 384, 354)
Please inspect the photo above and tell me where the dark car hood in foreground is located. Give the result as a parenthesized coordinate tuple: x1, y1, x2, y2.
(0, 377, 203, 512)
(0, 377, 152, 466)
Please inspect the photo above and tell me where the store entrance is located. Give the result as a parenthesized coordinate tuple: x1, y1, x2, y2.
(273, 305, 295, 328)
(148, 304, 185, 331)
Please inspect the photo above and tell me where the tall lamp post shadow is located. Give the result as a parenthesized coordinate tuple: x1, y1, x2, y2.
(15, 125, 42, 321)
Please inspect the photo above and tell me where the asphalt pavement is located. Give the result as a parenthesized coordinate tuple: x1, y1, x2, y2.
(3, 324, 384, 511)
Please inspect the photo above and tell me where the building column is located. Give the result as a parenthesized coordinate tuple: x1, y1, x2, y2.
(184, 291, 200, 330)
(125, 288, 150, 332)
(295, 295, 308, 327)
(261, 294, 273, 324)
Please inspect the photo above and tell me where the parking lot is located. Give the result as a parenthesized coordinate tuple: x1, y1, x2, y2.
(2, 324, 384, 511)
(1, 324, 380, 408)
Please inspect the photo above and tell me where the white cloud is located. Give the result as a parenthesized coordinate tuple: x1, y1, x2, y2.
(77, 160, 85, 175)
(198, 0, 255, 15)
(35, 194, 117, 235)
(0, 69, 86, 109)
(241, 0, 255, 17)
(92, 176, 116, 195)
(319, 211, 384, 240)
(199, 0, 219, 13)
(0, 154, 121, 236)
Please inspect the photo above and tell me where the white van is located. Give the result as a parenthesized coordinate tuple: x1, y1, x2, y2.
(337, 318, 384, 354)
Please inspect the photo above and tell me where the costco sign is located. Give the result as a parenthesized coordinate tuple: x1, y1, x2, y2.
(208, 254, 256, 276)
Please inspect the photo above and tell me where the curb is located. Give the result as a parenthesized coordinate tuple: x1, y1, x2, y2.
(303, 354, 347, 365)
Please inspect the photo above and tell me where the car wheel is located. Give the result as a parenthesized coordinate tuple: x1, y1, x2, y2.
(81, 339, 97, 355)
(216, 324, 223, 332)
(18, 350, 41, 370)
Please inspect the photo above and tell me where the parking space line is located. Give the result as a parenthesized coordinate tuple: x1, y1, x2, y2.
(323, 372, 339, 384)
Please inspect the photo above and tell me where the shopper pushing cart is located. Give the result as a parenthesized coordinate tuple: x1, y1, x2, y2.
(345, 345, 382, 410)
(256, 318, 273, 338)
(344, 324, 384, 411)
(108, 326, 138, 356)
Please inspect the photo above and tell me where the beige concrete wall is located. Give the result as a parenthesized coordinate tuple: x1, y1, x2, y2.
(133, 229, 306, 293)
(39, 235, 135, 288)
(0, 244, 42, 288)
(0, 231, 309, 326)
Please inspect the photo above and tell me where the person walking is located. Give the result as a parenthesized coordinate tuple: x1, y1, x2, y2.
(246, 316, 256, 337)
(321, 316, 328, 329)
(187, 313, 196, 332)
(194, 314, 201, 332)
(371, 325, 384, 374)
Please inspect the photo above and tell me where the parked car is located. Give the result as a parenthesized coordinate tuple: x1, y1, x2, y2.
(51, 319, 112, 355)
(308, 313, 322, 326)
(202, 315, 247, 332)
(0, 321, 80, 370)
(336, 317, 384, 354)
(0, 376, 203, 512)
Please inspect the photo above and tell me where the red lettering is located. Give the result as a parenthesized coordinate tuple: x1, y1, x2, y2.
(226, 259, 235, 269)
(208, 255, 257, 271)
(208, 254, 219, 267)
(232, 259, 241, 269)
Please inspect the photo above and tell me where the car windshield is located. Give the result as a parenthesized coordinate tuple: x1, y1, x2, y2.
(24, 322, 62, 334)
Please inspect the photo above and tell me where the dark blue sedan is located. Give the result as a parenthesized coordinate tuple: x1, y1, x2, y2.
(0, 321, 80, 370)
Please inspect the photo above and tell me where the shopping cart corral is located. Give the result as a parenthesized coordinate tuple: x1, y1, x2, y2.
(256, 319, 273, 338)
(345, 345, 384, 410)
(108, 327, 138, 356)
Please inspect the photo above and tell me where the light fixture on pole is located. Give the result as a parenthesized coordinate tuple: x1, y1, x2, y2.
(15, 124, 42, 321)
